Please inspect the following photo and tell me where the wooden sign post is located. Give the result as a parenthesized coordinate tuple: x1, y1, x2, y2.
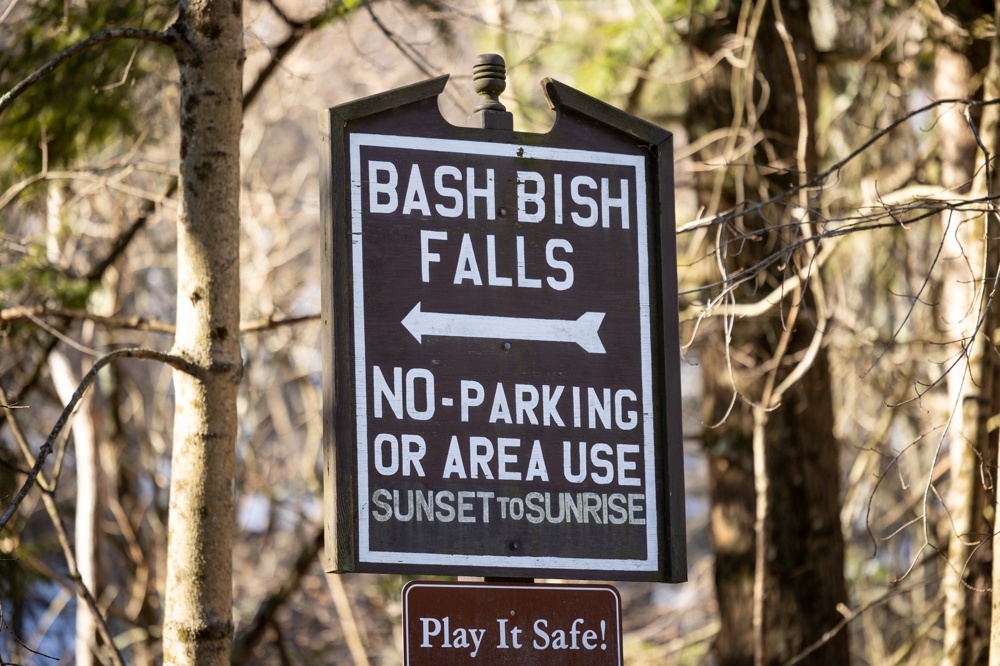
(320, 55, 685, 582)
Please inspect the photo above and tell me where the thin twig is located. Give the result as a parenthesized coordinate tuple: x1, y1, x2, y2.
(0, 599, 60, 664)
(239, 313, 321, 333)
(680, 97, 1000, 240)
(245, 0, 353, 109)
(363, 0, 438, 79)
(1, 305, 176, 334)
(784, 576, 940, 665)
(326, 573, 371, 666)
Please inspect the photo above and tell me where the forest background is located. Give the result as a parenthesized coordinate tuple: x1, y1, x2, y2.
(2, 0, 1000, 664)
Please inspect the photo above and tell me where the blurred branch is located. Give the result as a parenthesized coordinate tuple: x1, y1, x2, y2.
(0, 26, 179, 118)
(0, 306, 319, 335)
(0, 348, 202, 534)
(231, 525, 323, 664)
(85, 179, 178, 281)
(679, 97, 1000, 240)
(2, 306, 176, 334)
(245, 0, 358, 109)
(0, 345, 207, 665)
(785, 576, 940, 666)
(0, 179, 177, 419)
(240, 313, 320, 333)
(38, 489, 125, 666)
(0, 388, 127, 666)
(0, 599, 60, 664)
(326, 572, 371, 666)
(363, 0, 437, 78)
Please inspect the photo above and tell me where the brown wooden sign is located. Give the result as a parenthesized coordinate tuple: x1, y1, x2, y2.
(320, 64, 685, 581)
(402, 581, 622, 665)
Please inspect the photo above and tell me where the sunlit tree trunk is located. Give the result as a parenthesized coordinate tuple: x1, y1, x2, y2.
(935, 8, 1000, 665)
(983, 6, 1000, 664)
(49, 347, 101, 666)
(46, 180, 102, 666)
(935, 38, 995, 666)
(161, 0, 243, 663)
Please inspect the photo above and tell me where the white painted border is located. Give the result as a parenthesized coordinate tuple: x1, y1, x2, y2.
(349, 133, 659, 572)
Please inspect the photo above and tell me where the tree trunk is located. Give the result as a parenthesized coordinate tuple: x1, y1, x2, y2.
(751, 6, 849, 662)
(161, 1, 243, 663)
(49, 348, 101, 666)
(703, 347, 756, 666)
(935, 39, 995, 666)
(757, 346, 848, 663)
(692, 1, 850, 663)
(46, 180, 103, 666)
(982, 6, 1000, 665)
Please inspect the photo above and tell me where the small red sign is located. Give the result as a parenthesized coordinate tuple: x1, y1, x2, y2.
(402, 581, 622, 665)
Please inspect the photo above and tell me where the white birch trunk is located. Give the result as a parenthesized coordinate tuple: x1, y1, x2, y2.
(984, 6, 1000, 663)
(49, 349, 100, 666)
(936, 44, 978, 666)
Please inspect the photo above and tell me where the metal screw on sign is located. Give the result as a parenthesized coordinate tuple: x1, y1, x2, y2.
(471, 53, 528, 585)
(468, 53, 514, 131)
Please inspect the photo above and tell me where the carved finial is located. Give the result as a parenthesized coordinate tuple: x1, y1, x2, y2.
(473, 54, 507, 112)
(468, 54, 513, 131)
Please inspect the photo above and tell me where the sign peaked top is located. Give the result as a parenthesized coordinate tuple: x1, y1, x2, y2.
(326, 53, 670, 148)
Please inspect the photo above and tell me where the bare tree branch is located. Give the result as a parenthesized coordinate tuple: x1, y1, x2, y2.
(0, 599, 60, 664)
(0, 26, 179, 118)
(244, 0, 360, 109)
(784, 576, 940, 666)
(38, 489, 125, 666)
(85, 179, 178, 281)
(679, 97, 1000, 241)
(230, 525, 323, 663)
(1, 306, 176, 334)
(0, 348, 203, 533)
(0, 387, 127, 666)
(363, 0, 438, 78)
(240, 313, 320, 333)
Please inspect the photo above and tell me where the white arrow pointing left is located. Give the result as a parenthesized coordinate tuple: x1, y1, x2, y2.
(401, 302, 606, 354)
